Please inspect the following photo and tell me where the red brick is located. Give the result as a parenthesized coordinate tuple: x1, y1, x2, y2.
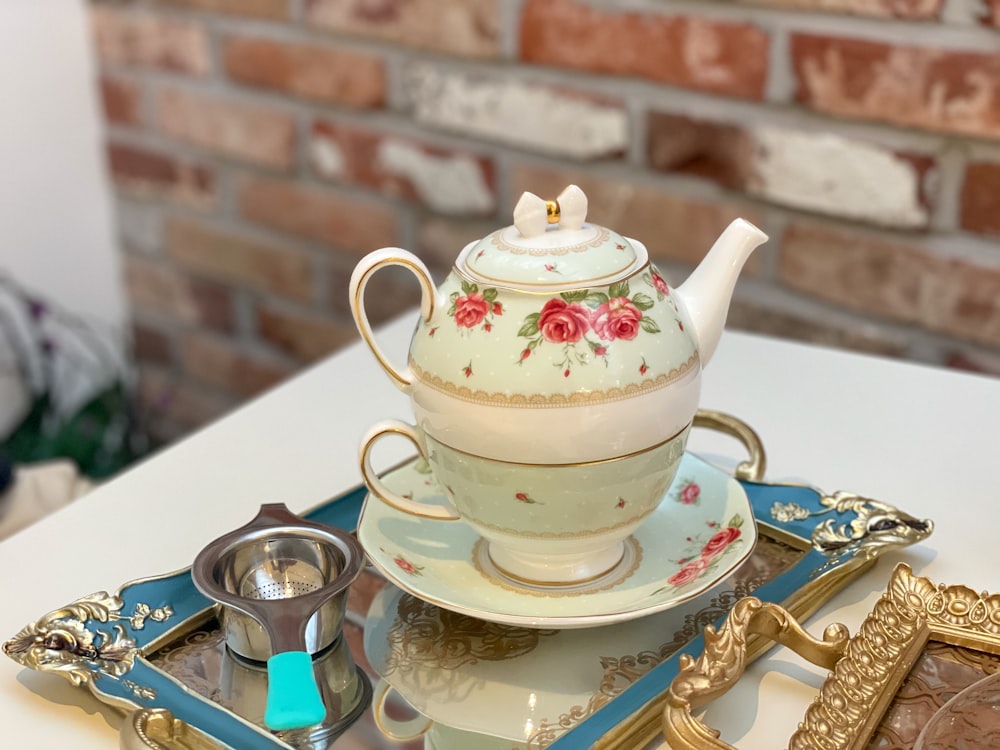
(647, 112, 753, 191)
(792, 34, 1000, 139)
(961, 162, 1000, 236)
(329, 261, 424, 325)
(138, 366, 233, 432)
(223, 36, 385, 107)
(520, 0, 769, 100)
(107, 142, 215, 209)
(744, 0, 942, 18)
(780, 223, 1000, 347)
(946, 350, 1000, 377)
(510, 163, 764, 272)
(157, 88, 295, 170)
(407, 65, 628, 160)
(646, 112, 934, 229)
(132, 322, 174, 366)
(155, 0, 289, 19)
(187, 279, 237, 332)
(100, 77, 141, 125)
(166, 218, 315, 301)
(238, 177, 398, 255)
(416, 215, 498, 269)
(987, 0, 1000, 26)
(181, 333, 293, 397)
(311, 120, 495, 215)
(124, 255, 235, 328)
(305, 0, 500, 58)
(256, 304, 357, 362)
(90, 6, 210, 75)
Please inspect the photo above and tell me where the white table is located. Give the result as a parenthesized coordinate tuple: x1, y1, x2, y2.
(2, 313, 998, 748)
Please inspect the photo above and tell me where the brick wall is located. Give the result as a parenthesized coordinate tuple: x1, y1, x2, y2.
(90, 0, 1000, 441)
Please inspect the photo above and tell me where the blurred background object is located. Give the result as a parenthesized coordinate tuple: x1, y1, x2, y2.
(0, 0, 145, 534)
(0, 276, 144, 479)
(6, 0, 1000, 454)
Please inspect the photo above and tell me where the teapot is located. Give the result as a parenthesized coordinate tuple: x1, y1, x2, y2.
(351, 185, 766, 465)
(349, 186, 767, 583)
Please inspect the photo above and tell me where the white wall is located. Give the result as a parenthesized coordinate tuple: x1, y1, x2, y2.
(0, 0, 123, 327)
(0, 0, 124, 429)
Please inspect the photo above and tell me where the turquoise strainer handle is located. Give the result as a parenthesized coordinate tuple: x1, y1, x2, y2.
(264, 651, 326, 731)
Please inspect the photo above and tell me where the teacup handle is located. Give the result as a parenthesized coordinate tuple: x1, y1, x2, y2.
(359, 420, 461, 521)
(349, 248, 436, 392)
(371, 678, 434, 741)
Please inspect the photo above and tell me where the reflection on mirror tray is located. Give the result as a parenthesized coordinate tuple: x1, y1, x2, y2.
(913, 671, 1000, 750)
(147, 622, 371, 749)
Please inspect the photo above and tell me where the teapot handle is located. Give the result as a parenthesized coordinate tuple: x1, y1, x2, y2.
(349, 248, 436, 392)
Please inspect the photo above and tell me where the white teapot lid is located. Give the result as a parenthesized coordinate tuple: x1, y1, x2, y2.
(456, 185, 645, 290)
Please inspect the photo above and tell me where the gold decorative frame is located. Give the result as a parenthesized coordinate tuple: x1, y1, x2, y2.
(664, 563, 1000, 749)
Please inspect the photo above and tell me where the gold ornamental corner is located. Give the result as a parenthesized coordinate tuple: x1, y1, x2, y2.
(662, 563, 1000, 750)
(3, 591, 172, 701)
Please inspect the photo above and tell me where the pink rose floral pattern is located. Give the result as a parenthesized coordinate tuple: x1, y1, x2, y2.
(448, 281, 504, 333)
(380, 548, 424, 577)
(516, 279, 660, 374)
(642, 266, 671, 301)
(654, 514, 744, 593)
(674, 480, 701, 506)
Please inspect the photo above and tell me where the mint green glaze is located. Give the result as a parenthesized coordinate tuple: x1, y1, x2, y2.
(409, 260, 697, 400)
(461, 224, 638, 286)
(264, 651, 326, 731)
(425, 428, 688, 538)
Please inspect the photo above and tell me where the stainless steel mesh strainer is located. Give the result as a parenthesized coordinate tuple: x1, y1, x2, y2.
(192, 503, 363, 732)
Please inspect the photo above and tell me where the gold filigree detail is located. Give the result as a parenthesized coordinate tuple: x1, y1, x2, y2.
(125, 603, 175, 631)
(813, 492, 933, 558)
(488, 226, 611, 256)
(382, 595, 559, 705)
(3, 591, 173, 691)
(123, 679, 158, 701)
(770, 492, 933, 568)
(385, 594, 559, 674)
(409, 353, 699, 408)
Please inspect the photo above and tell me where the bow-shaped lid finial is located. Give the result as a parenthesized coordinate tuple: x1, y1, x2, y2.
(513, 185, 588, 238)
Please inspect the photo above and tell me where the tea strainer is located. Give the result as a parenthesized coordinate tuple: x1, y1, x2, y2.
(192, 503, 363, 732)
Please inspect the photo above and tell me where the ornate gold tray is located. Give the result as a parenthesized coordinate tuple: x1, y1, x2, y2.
(1, 412, 933, 749)
(665, 563, 1000, 749)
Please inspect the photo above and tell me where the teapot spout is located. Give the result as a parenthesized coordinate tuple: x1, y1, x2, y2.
(676, 218, 768, 367)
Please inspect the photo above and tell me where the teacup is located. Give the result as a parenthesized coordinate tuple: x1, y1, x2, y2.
(359, 419, 689, 584)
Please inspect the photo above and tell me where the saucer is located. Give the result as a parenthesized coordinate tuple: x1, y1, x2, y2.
(357, 452, 756, 628)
